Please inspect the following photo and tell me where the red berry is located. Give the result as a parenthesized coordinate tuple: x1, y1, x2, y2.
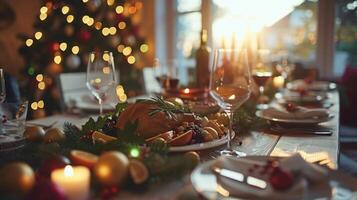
(269, 167, 294, 190)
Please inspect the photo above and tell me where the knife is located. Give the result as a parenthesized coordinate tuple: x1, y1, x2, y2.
(271, 126, 332, 136)
(212, 167, 267, 189)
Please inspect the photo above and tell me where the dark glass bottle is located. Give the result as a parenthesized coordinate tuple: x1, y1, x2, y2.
(196, 29, 211, 88)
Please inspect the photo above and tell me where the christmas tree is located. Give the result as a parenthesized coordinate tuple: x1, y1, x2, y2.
(18, 0, 148, 118)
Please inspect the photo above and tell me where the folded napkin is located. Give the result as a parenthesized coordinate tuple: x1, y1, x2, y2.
(262, 105, 329, 120)
(213, 154, 328, 199)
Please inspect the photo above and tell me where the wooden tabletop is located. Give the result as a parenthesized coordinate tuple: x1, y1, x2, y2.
(28, 91, 340, 199)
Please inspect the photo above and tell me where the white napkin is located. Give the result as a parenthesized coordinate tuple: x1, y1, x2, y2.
(262, 105, 329, 120)
(213, 155, 329, 199)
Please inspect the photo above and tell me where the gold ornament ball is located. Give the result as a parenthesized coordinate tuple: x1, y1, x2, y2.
(44, 128, 65, 143)
(94, 151, 129, 186)
(0, 162, 35, 194)
(24, 126, 45, 142)
(184, 151, 200, 165)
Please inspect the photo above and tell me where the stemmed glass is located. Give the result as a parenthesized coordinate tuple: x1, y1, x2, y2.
(0, 68, 6, 103)
(209, 49, 251, 156)
(276, 52, 295, 82)
(154, 59, 179, 92)
(252, 49, 272, 109)
(86, 51, 116, 115)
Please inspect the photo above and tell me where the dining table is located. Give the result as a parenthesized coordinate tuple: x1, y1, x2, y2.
(27, 90, 341, 199)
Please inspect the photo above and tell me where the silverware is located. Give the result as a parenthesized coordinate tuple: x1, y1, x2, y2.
(271, 125, 332, 136)
(212, 167, 267, 189)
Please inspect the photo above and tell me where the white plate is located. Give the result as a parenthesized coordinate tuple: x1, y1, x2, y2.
(256, 110, 333, 125)
(169, 132, 234, 152)
(67, 91, 118, 111)
(191, 156, 357, 200)
(275, 92, 327, 104)
(287, 80, 337, 91)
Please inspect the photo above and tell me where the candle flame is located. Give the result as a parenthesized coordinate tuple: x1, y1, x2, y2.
(184, 88, 190, 94)
(228, 94, 236, 100)
(64, 165, 74, 177)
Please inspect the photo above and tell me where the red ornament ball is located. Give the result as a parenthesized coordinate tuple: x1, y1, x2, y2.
(269, 167, 294, 190)
(25, 178, 67, 200)
(78, 29, 91, 42)
(38, 155, 70, 178)
(50, 43, 60, 53)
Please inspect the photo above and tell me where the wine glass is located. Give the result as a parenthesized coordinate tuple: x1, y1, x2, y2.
(0, 68, 6, 103)
(252, 49, 272, 109)
(86, 51, 116, 115)
(276, 52, 295, 82)
(209, 49, 251, 156)
(154, 59, 179, 92)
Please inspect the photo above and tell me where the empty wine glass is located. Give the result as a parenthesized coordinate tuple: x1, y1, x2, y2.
(0, 68, 6, 103)
(210, 49, 251, 156)
(86, 51, 116, 115)
(252, 49, 272, 109)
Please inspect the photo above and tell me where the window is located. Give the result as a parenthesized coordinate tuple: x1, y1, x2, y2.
(334, 0, 357, 76)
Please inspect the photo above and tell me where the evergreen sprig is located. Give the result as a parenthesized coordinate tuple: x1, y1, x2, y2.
(137, 96, 186, 120)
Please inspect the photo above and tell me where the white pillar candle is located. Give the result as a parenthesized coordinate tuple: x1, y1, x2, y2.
(51, 165, 90, 200)
(273, 76, 285, 89)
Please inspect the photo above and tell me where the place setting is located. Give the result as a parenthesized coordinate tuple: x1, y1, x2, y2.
(1, 1, 357, 199)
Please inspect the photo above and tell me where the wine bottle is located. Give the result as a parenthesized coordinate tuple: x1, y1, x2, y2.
(196, 29, 211, 88)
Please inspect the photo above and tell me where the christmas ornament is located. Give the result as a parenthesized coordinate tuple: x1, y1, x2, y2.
(50, 43, 60, 53)
(94, 151, 129, 186)
(128, 159, 149, 185)
(24, 126, 45, 142)
(46, 63, 63, 75)
(269, 166, 294, 190)
(183, 151, 200, 165)
(65, 54, 81, 70)
(44, 128, 65, 143)
(0, 162, 35, 194)
(64, 24, 74, 37)
(70, 150, 98, 169)
(77, 29, 91, 42)
(25, 178, 67, 200)
(87, 0, 101, 12)
(38, 155, 70, 178)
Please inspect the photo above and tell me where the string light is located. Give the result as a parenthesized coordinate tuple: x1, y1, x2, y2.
(129, 147, 140, 157)
(128, 6, 137, 14)
(107, 0, 115, 6)
(109, 27, 117, 35)
(36, 74, 44, 82)
(25, 39, 33, 47)
(87, 17, 94, 26)
(118, 21, 126, 29)
(38, 81, 46, 90)
(140, 44, 149, 53)
(117, 44, 125, 53)
(59, 42, 67, 51)
(66, 15, 74, 23)
(40, 6, 48, 14)
(34, 32, 43, 40)
(72, 46, 80, 54)
(127, 56, 136, 64)
(116, 85, 124, 96)
(102, 27, 110, 36)
(31, 102, 38, 110)
(122, 47, 132, 56)
(28, 67, 35, 75)
(37, 100, 45, 109)
(39, 13, 47, 21)
(82, 0, 88, 2)
(54, 55, 62, 64)
(82, 15, 89, 24)
(115, 5, 124, 14)
(61, 6, 70, 15)
(95, 22, 102, 30)
(103, 66, 111, 74)
(102, 53, 110, 61)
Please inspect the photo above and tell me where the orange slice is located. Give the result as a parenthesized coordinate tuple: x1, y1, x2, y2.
(92, 131, 117, 143)
(70, 150, 99, 168)
(168, 130, 193, 146)
(129, 159, 149, 184)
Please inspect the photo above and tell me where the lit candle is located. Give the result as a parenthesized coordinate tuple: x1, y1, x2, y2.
(183, 88, 190, 94)
(51, 165, 90, 200)
(273, 76, 285, 89)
